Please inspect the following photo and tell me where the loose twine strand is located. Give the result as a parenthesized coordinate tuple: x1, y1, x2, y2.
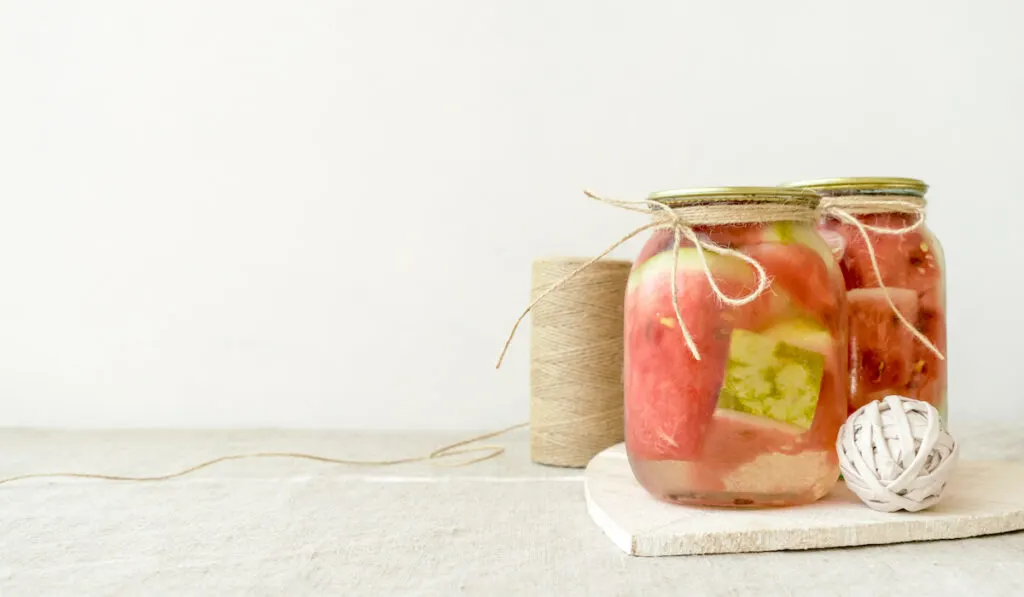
(821, 196, 945, 361)
(0, 422, 529, 486)
(496, 190, 816, 366)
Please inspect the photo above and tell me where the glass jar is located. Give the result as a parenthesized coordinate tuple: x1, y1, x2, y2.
(624, 187, 848, 508)
(782, 178, 947, 419)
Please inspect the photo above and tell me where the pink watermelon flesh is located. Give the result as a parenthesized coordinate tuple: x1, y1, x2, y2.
(634, 224, 771, 270)
(904, 290, 947, 408)
(761, 319, 847, 446)
(741, 242, 838, 328)
(634, 229, 681, 269)
(692, 224, 768, 248)
(625, 250, 766, 460)
(848, 287, 920, 409)
(904, 345, 946, 408)
(824, 217, 942, 295)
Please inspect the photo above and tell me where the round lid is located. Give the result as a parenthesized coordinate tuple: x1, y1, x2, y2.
(647, 186, 820, 207)
(779, 177, 928, 196)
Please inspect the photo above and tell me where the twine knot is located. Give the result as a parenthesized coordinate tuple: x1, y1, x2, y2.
(837, 395, 958, 512)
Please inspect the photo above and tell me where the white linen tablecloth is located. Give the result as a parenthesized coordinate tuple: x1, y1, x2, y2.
(1, 424, 1023, 596)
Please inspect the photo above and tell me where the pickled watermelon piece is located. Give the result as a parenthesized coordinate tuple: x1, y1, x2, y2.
(827, 217, 942, 295)
(918, 287, 946, 341)
(633, 223, 791, 269)
(904, 348, 946, 407)
(762, 318, 848, 441)
(705, 408, 805, 456)
(656, 408, 808, 494)
(720, 284, 797, 332)
(716, 329, 825, 429)
(633, 229, 682, 269)
(759, 222, 841, 276)
(627, 247, 755, 295)
(919, 285, 944, 314)
(761, 318, 834, 356)
(848, 287, 920, 407)
(904, 292, 946, 410)
(625, 302, 731, 461)
(741, 242, 838, 327)
(625, 250, 739, 461)
(644, 223, 789, 256)
(692, 224, 767, 247)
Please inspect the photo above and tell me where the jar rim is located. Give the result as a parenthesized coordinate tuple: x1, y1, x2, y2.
(779, 177, 928, 196)
(647, 186, 820, 207)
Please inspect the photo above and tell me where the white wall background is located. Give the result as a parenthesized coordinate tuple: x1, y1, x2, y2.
(0, 1, 1020, 429)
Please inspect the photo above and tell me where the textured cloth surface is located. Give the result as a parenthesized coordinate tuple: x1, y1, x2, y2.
(1, 424, 1023, 597)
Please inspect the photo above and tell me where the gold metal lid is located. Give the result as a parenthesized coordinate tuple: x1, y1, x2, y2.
(779, 177, 928, 196)
(647, 186, 820, 207)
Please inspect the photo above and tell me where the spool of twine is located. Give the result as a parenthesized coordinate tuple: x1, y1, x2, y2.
(529, 257, 631, 467)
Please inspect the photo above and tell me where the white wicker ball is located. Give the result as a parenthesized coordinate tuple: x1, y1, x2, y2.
(837, 395, 958, 513)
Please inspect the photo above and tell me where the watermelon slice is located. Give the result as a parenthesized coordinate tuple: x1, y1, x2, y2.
(918, 286, 945, 331)
(848, 287, 920, 408)
(904, 347, 946, 407)
(759, 222, 842, 276)
(716, 329, 825, 430)
(743, 221, 844, 326)
(702, 409, 805, 462)
(633, 229, 681, 269)
(759, 318, 846, 446)
(825, 217, 942, 295)
(742, 242, 838, 327)
(903, 290, 947, 410)
(761, 318, 834, 356)
(625, 249, 738, 460)
(692, 224, 767, 247)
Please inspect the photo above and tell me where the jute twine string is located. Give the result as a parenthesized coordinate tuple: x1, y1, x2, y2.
(821, 195, 945, 361)
(529, 258, 630, 467)
(0, 422, 528, 486)
(496, 190, 816, 364)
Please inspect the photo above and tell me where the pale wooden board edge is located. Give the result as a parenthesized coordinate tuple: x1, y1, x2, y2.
(584, 444, 1024, 557)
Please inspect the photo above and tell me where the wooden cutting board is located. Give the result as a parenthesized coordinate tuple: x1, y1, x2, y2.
(585, 443, 1024, 556)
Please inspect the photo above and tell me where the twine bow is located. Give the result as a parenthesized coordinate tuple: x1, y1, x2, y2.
(821, 197, 945, 361)
(496, 190, 793, 367)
